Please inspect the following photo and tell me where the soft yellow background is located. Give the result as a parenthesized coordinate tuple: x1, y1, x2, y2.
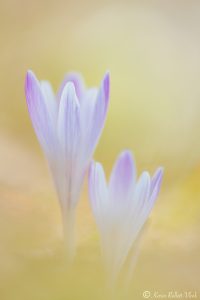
(0, 1, 200, 299)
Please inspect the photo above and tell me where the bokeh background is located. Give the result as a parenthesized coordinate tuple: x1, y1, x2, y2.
(0, 0, 200, 299)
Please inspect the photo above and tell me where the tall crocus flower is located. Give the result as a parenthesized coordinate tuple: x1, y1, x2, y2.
(89, 150, 163, 283)
(25, 70, 110, 259)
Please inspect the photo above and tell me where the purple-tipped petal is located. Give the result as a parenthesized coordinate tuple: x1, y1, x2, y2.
(96, 71, 110, 118)
(132, 171, 151, 213)
(77, 72, 110, 163)
(109, 150, 136, 203)
(57, 72, 85, 101)
(88, 72, 110, 151)
(138, 168, 163, 226)
(25, 70, 57, 156)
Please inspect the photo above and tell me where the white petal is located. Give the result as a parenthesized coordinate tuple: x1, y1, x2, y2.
(57, 82, 81, 208)
(40, 80, 58, 128)
(57, 72, 85, 101)
(88, 161, 108, 229)
(58, 82, 80, 155)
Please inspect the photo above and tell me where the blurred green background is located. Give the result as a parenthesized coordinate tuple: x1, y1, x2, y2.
(0, 0, 200, 299)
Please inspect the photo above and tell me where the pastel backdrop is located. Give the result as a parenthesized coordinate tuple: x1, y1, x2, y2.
(0, 1, 199, 299)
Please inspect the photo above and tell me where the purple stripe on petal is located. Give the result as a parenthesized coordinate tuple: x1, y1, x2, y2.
(103, 71, 110, 107)
(150, 167, 164, 196)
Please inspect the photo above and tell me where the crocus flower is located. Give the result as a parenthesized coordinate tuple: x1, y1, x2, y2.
(25, 70, 110, 258)
(89, 150, 163, 282)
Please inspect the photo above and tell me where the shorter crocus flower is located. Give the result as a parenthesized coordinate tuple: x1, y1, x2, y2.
(25, 70, 110, 259)
(89, 150, 163, 282)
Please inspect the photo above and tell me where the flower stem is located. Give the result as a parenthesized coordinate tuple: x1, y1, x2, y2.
(62, 208, 76, 263)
